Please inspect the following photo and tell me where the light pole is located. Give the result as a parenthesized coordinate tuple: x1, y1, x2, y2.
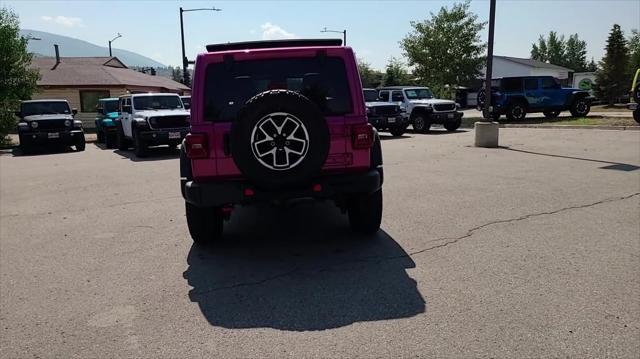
(474, 0, 499, 148)
(321, 27, 346, 46)
(109, 33, 122, 57)
(180, 6, 221, 86)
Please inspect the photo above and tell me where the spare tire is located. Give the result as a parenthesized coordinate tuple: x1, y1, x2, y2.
(231, 90, 330, 190)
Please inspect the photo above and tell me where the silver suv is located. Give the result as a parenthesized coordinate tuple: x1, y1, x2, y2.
(378, 86, 463, 132)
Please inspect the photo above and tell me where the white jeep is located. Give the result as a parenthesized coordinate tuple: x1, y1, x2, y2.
(115, 93, 190, 157)
(378, 86, 463, 132)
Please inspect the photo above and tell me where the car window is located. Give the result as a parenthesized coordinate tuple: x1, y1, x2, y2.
(363, 89, 379, 102)
(133, 95, 183, 110)
(101, 100, 119, 113)
(391, 91, 404, 102)
(501, 78, 523, 92)
(21, 101, 70, 116)
(542, 77, 560, 89)
(524, 79, 538, 90)
(404, 88, 433, 99)
(203, 57, 352, 122)
(379, 91, 390, 101)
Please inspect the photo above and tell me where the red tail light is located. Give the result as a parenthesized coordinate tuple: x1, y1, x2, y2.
(352, 123, 374, 149)
(185, 133, 208, 159)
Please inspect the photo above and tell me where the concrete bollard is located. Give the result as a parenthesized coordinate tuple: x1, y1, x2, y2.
(474, 121, 499, 148)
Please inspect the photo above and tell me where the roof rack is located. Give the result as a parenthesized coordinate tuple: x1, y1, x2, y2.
(206, 39, 343, 52)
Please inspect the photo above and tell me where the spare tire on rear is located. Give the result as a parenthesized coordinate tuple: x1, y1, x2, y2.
(231, 90, 330, 190)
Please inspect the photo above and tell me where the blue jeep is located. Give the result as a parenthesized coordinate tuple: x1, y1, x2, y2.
(477, 76, 593, 120)
(95, 98, 120, 148)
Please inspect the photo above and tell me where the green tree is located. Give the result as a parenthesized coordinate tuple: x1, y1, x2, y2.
(565, 34, 588, 72)
(170, 66, 183, 83)
(586, 57, 598, 72)
(628, 29, 640, 73)
(546, 31, 566, 66)
(357, 58, 383, 88)
(400, 1, 486, 97)
(531, 35, 548, 62)
(383, 57, 410, 86)
(594, 24, 629, 105)
(0, 7, 40, 146)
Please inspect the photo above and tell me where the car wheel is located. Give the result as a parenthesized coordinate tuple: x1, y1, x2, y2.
(570, 98, 590, 117)
(133, 129, 147, 157)
(348, 189, 383, 235)
(117, 127, 128, 150)
(506, 102, 527, 121)
(105, 133, 116, 149)
(491, 112, 501, 121)
(185, 202, 223, 244)
(543, 110, 561, 119)
(97, 131, 104, 143)
(75, 136, 86, 151)
(389, 125, 407, 137)
(412, 115, 431, 133)
(633, 108, 640, 124)
(444, 118, 461, 132)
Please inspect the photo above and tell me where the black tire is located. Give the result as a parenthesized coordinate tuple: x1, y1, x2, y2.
(633, 83, 640, 104)
(348, 189, 383, 235)
(570, 97, 590, 117)
(633, 108, 640, 124)
(444, 118, 461, 132)
(230, 90, 330, 190)
(412, 114, 431, 133)
(116, 126, 128, 150)
(185, 202, 223, 244)
(97, 130, 105, 143)
(133, 129, 147, 157)
(506, 102, 527, 121)
(543, 110, 560, 119)
(105, 133, 116, 149)
(389, 125, 407, 137)
(477, 89, 486, 109)
(491, 112, 501, 121)
(75, 136, 86, 151)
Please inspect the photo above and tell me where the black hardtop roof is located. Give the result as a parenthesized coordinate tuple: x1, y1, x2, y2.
(21, 99, 69, 103)
(206, 39, 343, 52)
(378, 86, 430, 90)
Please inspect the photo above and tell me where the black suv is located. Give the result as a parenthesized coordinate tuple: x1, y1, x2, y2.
(15, 100, 86, 152)
(363, 88, 407, 136)
(477, 76, 593, 120)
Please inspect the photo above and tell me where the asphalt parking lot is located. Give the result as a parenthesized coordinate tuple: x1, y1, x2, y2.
(1, 128, 639, 358)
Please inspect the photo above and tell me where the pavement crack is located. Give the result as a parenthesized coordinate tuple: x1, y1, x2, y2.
(189, 192, 640, 295)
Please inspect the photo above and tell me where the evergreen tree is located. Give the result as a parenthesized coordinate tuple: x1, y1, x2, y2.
(565, 34, 588, 72)
(594, 24, 629, 105)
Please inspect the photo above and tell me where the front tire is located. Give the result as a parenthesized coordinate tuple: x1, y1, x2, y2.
(105, 133, 116, 149)
(97, 131, 105, 143)
(506, 102, 527, 121)
(444, 118, 461, 132)
(186, 202, 223, 244)
(348, 189, 382, 235)
(570, 98, 590, 117)
(633, 108, 640, 124)
(412, 115, 431, 133)
(389, 125, 407, 137)
(133, 129, 147, 157)
(75, 136, 86, 151)
(116, 127, 128, 150)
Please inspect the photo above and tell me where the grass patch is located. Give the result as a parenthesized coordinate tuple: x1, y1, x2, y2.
(461, 116, 638, 128)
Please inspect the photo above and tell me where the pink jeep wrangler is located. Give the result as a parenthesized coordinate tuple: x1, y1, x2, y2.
(180, 39, 383, 244)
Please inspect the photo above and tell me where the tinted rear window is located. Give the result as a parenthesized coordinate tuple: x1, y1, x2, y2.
(21, 101, 70, 116)
(203, 57, 352, 122)
(501, 78, 523, 92)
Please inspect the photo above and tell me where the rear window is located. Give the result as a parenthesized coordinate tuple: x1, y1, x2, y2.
(21, 101, 70, 116)
(501, 78, 523, 93)
(203, 57, 352, 122)
(363, 89, 379, 102)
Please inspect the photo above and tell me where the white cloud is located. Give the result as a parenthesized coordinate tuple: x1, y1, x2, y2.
(40, 15, 84, 28)
(260, 22, 295, 40)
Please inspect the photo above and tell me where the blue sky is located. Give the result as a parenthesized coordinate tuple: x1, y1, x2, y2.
(2, 0, 639, 70)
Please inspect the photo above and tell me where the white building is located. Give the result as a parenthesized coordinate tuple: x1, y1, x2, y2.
(483, 56, 573, 80)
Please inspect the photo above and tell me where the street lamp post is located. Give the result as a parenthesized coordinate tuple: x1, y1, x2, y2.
(109, 33, 122, 57)
(180, 6, 221, 86)
(474, 0, 499, 148)
(321, 27, 346, 46)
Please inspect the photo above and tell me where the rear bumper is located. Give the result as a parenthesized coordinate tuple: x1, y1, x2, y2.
(183, 169, 382, 207)
(138, 128, 189, 145)
(427, 111, 463, 124)
(19, 130, 84, 146)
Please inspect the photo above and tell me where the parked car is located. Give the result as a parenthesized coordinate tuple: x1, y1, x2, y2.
(181, 96, 191, 110)
(477, 76, 594, 121)
(629, 68, 640, 124)
(180, 39, 383, 244)
(95, 97, 120, 148)
(363, 88, 408, 136)
(15, 99, 85, 153)
(378, 86, 463, 132)
(115, 93, 190, 157)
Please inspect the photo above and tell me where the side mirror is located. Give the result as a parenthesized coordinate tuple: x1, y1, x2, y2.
(14, 111, 22, 118)
(183, 103, 191, 110)
(72, 108, 78, 115)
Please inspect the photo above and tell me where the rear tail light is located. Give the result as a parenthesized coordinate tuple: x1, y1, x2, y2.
(352, 123, 374, 149)
(185, 133, 208, 159)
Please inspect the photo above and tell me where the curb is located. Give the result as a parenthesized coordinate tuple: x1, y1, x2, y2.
(500, 124, 640, 130)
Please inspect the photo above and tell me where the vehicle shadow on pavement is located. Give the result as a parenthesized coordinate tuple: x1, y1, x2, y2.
(183, 201, 426, 331)
(11, 145, 77, 157)
(379, 134, 412, 141)
(406, 128, 468, 135)
(112, 147, 180, 162)
(502, 147, 640, 172)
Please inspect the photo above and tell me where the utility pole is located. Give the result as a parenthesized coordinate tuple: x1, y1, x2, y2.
(474, 0, 499, 148)
(180, 6, 221, 87)
(109, 33, 122, 57)
(321, 27, 347, 46)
